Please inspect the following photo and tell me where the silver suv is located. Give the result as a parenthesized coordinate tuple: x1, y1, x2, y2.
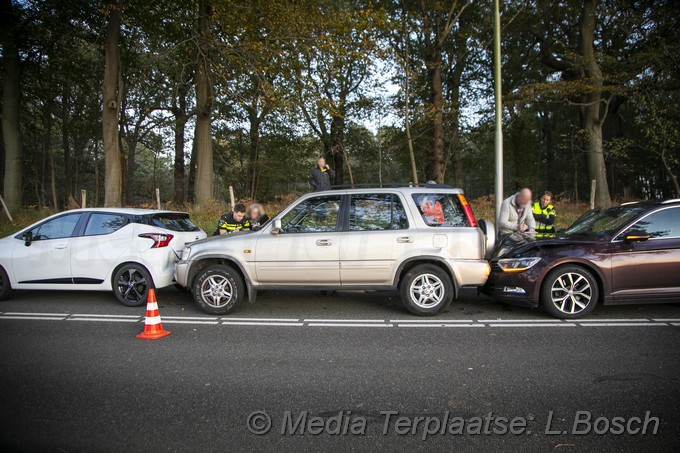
(175, 186, 495, 316)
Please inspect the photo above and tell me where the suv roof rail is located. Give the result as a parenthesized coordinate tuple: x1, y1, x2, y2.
(661, 198, 680, 204)
(329, 182, 454, 190)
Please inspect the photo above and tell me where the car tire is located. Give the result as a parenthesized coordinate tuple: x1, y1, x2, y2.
(399, 264, 454, 316)
(113, 263, 153, 307)
(192, 264, 245, 315)
(540, 265, 599, 319)
(0, 266, 12, 301)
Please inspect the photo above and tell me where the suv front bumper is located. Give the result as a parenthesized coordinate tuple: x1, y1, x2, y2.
(174, 260, 190, 288)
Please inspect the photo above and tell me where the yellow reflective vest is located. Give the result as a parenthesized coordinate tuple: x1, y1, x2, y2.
(532, 202, 556, 239)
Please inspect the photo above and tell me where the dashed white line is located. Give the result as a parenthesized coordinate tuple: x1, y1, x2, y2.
(305, 319, 389, 323)
(1, 315, 66, 321)
(68, 318, 140, 323)
(478, 319, 563, 323)
(163, 316, 219, 321)
(223, 317, 300, 322)
(652, 319, 680, 322)
(489, 323, 576, 327)
(162, 319, 219, 325)
(222, 321, 304, 326)
(390, 319, 474, 323)
(577, 318, 651, 322)
(579, 322, 668, 327)
(3, 312, 69, 317)
(398, 323, 483, 328)
(307, 323, 393, 327)
(71, 314, 140, 318)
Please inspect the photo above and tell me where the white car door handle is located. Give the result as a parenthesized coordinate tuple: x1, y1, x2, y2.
(54, 244, 68, 250)
(316, 239, 333, 246)
(397, 236, 414, 243)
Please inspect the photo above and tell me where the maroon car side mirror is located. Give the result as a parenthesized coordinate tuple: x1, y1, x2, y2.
(624, 231, 650, 242)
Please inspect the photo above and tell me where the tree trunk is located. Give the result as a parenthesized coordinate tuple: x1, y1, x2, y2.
(172, 85, 189, 205)
(125, 141, 136, 205)
(62, 82, 73, 202)
(102, 0, 123, 207)
(402, 8, 418, 185)
(427, 46, 445, 183)
(194, 0, 214, 206)
(1, 0, 23, 212)
(330, 113, 345, 186)
(188, 138, 197, 203)
(579, 0, 611, 208)
(42, 104, 58, 209)
(449, 62, 464, 188)
(248, 116, 260, 200)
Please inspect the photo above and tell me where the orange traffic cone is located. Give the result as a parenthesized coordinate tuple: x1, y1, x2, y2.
(136, 289, 171, 340)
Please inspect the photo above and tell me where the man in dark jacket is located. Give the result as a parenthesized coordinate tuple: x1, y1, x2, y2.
(309, 156, 335, 192)
(215, 203, 249, 235)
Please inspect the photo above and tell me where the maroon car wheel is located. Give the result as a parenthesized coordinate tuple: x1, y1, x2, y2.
(540, 265, 599, 319)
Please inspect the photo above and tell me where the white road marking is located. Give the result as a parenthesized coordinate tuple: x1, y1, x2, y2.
(223, 317, 300, 322)
(478, 319, 563, 323)
(68, 318, 140, 323)
(579, 322, 669, 327)
(71, 314, 140, 318)
(3, 312, 69, 317)
(390, 319, 474, 323)
(488, 323, 577, 327)
(1, 315, 66, 321)
(1, 312, 679, 329)
(163, 316, 219, 321)
(577, 318, 651, 322)
(305, 319, 389, 323)
(398, 323, 483, 328)
(307, 323, 393, 327)
(162, 320, 219, 325)
(222, 321, 304, 326)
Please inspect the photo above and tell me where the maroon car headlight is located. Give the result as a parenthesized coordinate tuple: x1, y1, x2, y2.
(497, 257, 541, 273)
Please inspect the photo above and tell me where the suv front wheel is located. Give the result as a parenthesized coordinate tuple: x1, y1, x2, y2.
(192, 264, 245, 315)
(400, 264, 454, 316)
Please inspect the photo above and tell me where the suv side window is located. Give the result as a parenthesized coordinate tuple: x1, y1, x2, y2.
(412, 194, 469, 227)
(85, 213, 128, 236)
(628, 207, 680, 239)
(281, 195, 342, 233)
(349, 194, 409, 231)
(26, 213, 82, 241)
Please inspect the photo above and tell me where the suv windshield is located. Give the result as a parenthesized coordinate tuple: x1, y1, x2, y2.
(149, 213, 201, 232)
(564, 205, 647, 238)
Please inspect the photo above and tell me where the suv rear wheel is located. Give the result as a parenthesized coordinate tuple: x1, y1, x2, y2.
(400, 264, 454, 316)
(192, 264, 245, 315)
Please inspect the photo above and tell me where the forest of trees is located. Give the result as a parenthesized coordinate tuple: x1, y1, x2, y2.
(1, 0, 679, 213)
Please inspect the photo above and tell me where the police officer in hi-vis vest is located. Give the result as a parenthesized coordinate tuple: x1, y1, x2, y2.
(532, 191, 557, 239)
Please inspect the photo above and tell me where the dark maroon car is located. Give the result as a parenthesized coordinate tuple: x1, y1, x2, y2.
(484, 200, 680, 318)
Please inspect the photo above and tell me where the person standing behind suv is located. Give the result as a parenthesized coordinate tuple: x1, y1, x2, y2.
(309, 156, 335, 192)
(532, 191, 557, 239)
(215, 203, 249, 235)
(498, 188, 536, 238)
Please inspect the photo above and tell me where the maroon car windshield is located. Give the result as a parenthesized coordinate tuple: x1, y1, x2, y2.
(564, 206, 647, 238)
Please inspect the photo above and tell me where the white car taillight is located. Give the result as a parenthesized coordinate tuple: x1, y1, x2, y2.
(138, 233, 174, 248)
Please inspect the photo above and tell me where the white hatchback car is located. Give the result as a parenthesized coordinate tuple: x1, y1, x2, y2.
(0, 208, 206, 306)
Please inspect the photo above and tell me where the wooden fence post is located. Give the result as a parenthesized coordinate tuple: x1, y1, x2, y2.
(155, 188, 161, 210)
(229, 186, 235, 210)
(81, 189, 87, 208)
(590, 179, 596, 210)
(0, 194, 13, 222)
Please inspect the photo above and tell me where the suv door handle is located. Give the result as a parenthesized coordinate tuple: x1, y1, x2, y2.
(54, 244, 68, 250)
(316, 239, 333, 246)
(397, 236, 414, 243)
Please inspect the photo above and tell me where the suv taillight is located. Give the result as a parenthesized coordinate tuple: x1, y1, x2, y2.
(139, 233, 174, 248)
(457, 194, 478, 227)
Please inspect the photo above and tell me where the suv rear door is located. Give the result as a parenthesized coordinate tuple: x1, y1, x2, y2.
(254, 194, 342, 285)
(340, 193, 411, 285)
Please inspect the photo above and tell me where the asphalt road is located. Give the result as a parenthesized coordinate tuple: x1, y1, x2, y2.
(1, 288, 679, 452)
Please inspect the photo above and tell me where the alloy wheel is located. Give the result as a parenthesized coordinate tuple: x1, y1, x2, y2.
(200, 275, 234, 308)
(116, 268, 148, 303)
(409, 273, 445, 309)
(550, 272, 592, 315)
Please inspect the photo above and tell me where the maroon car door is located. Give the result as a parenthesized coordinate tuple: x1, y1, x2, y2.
(611, 206, 680, 300)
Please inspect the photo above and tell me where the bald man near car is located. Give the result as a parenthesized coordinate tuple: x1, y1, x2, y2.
(498, 188, 536, 238)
